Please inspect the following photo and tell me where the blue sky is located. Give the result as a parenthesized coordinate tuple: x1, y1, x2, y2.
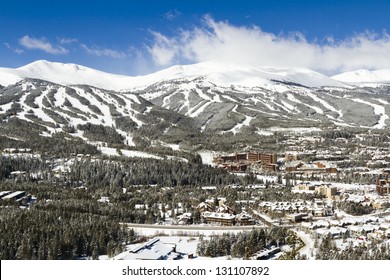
(1, 0, 390, 75)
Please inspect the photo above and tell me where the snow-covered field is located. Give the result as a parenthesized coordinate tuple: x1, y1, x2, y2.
(98, 147, 163, 159)
(256, 175, 278, 183)
(197, 150, 216, 166)
(130, 225, 253, 237)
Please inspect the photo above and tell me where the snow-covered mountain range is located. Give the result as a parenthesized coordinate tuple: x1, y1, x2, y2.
(2, 60, 390, 147)
(0, 59, 373, 91)
(332, 69, 390, 85)
(2, 60, 390, 91)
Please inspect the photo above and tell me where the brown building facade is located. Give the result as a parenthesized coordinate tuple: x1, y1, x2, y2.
(376, 179, 390, 195)
(214, 152, 278, 172)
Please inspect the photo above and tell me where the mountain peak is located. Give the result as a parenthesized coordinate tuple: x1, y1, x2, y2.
(0, 60, 132, 90)
(19, 60, 88, 73)
(1, 59, 385, 91)
(332, 69, 390, 84)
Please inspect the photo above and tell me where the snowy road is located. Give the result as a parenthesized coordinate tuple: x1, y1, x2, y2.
(124, 223, 267, 231)
(293, 229, 316, 259)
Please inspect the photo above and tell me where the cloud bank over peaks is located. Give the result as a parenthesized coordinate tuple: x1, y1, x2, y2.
(80, 44, 127, 59)
(147, 16, 390, 74)
(19, 35, 69, 55)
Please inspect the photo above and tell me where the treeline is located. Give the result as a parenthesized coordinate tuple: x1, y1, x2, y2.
(77, 123, 125, 145)
(177, 128, 284, 153)
(0, 181, 163, 224)
(337, 201, 374, 216)
(316, 236, 390, 260)
(67, 157, 244, 188)
(0, 119, 99, 156)
(0, 180, 143, 260)
(0, 207, 130, 260)
(196, 228, 291, 259)
(321, 130, 355, 140)
(0, 156, 43, 179)
(0, 155, 246, 188)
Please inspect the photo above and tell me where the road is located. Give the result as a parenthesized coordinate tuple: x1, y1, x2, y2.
(123, 223, 267, 231)
(292, 229, 315, 259)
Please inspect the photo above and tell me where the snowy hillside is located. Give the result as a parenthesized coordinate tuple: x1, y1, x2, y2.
(0, 79, 197, 149)
(332, 69, 390, 85)
(2, 60, 390, 135)
(0, 60, 134, 91)
(0, 60, 348, 91)
(136, 73, 390, 131)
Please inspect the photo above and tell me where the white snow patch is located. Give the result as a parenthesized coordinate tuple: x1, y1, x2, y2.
(0, 102, 13, 112)
(280, 100, 297, 112)
(256, 130, 274, 136)
(256, 175, 278, 182)
(178, 90, 190, 113)
(189, 101, 211, 118)
(166, 144, 180, 151)
(212, 94, 222, 103)
(228, 115, 254, 134)
(162, 91, 177, 108)
(267, 126, 322, 133)
(221, 95, 238, 102)
(53, 87, 67, 107)
(197, 151, 216, 165)
(196, 88, 212, 101)
(376, 98, 389, 105)
(287, 93, 323, 114)
(98, 147, 162, 159)
(130, 225, 254, 237)
(306, 92, 342, 117)
(120, 150, 162, 159)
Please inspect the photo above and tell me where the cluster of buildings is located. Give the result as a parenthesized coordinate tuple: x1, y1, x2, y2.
(1, 148, 40, 159)
(376, 178, 390, 195)
(293, 182, 337, 199)
(284, 161, 337, 174)
(252, 246, 281, 260)
(300, 216, 390, 240)
(115, 238, 183, 260)
(212, 150, 339, 176)
(0, 190, 35, 208)
(2, 148, 32, 154)
(258, 199, 334, 218)
(213, 152, 278, 172)
(0, 190, 28, 202)
(132, 199, 257, 226)
(197, 202, 255, 226)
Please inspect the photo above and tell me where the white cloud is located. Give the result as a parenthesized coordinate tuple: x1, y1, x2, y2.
(147, 32, 178, 66)
(59, 37, 78, 44)
(4, 42, 24, 54)
(81, 44, 126, 59)
(19, 35, 68, 54)
(164, 9, 181, 21)
(147, 16, 390, 74)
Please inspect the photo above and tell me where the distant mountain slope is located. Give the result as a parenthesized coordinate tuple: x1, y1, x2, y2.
(0, 60, 348, 91)
(0, 79, 198, 148)
(332, 69, 390, 85)
(0, 60, 134, 91)
(135, 76, 390, 131)
(2, 60, 390, 142)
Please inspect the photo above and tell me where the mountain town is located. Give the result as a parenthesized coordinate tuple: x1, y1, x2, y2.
(1, 61, 390, 260)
